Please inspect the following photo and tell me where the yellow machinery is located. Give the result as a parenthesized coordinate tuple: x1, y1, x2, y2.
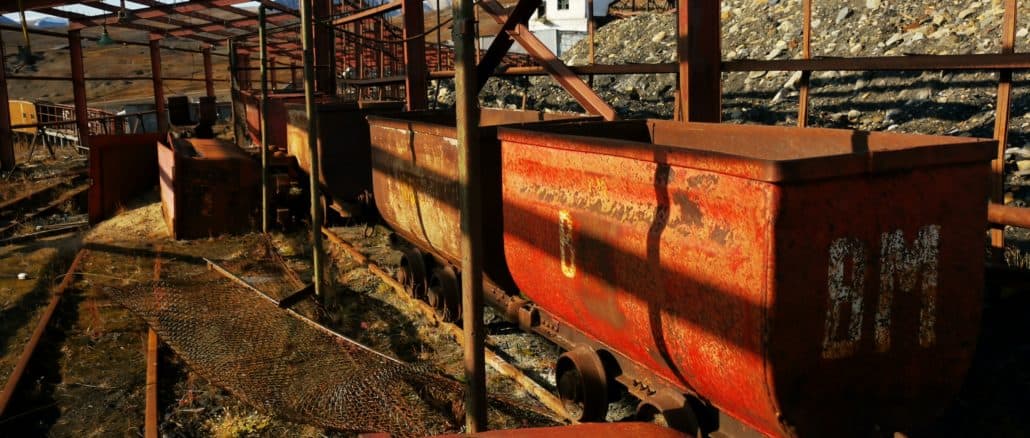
(9, 100, 38, 135)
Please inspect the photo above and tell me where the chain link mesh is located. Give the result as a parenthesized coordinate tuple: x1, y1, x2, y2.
(104, 261, 472, 436)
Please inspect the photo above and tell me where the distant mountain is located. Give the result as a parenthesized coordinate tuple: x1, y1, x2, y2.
(0, 16, 16, 26)
(31, 16, 68, 29)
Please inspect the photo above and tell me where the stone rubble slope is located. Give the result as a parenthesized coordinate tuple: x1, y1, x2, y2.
(430, 1, 1029, 205)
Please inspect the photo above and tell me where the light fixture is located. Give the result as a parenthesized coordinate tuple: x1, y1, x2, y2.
(117, 0, 134, 22)
(97, 24, 115, 46)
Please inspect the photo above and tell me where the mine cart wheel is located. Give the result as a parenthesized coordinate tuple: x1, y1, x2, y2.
(555, 346, 609, 422)
(635, 391, 701, 435)
(427, 266, 462, 322)
(396, 248, 428, 299)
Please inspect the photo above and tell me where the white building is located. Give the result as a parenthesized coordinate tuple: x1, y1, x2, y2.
(527, 0, 618, 56)
(476, 0, 618, 57)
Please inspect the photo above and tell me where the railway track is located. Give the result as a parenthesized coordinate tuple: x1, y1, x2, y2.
(0, 250, 87, 416)
(0, 172, 89, 241)
(321, 226, 576, 424)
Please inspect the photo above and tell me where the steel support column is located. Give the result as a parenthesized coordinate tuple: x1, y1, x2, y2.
(0, 31, 14, 171)
(300, 0, 326, 298)
(229, 39, 242, 144)
(203, 46, 215, 97)
(402, 0, 427, 109)
(314, 0, 335, 95)
(677, 0, 721, 122)
(991, 0, 1017, 254)
(150, 35, 168, 132)
(259, 5, 270, 234)
(454, 0, 486, 430)
(270, 57, 278, 89)
(69, 30, 91, 147)
(239, 53, 251, 89)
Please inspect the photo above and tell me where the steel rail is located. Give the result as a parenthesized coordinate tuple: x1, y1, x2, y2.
(321, 227, 575, 424)
(0, 249, 88, 416)
(145, 249, 162, 438)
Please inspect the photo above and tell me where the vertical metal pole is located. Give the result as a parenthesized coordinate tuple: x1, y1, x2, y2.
(229, 39, 241, 145)
(270, 57, 278, 90)
(328, 24, 337, 98)
(991, 0, 1017, 255)
(150, 35, 167, 132)
(454, 0, 486, 430)
(435, 0, 442, 71)
(315, 0, 335, 95)
(69, 30, 90, 148)
(402, 0, 428, 109)
(0, 31, 15, 172)
(203, 46, 215, 98)
(677, 0, 721, 122)
(376, 19, 385, 77)
(17, 0, 31, 57)
(587, 0, 595, 88)
(228, 39, 237, 93)
(474, 7, 481, 64)
(259, 6, 271, 234)
(588, 0, 595, 65)
(240, 54, 251, 90)
(797, 0, 811, 127)
(300, 0, 326, 298)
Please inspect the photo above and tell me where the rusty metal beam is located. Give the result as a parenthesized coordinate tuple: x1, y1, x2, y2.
(677, 0, 721, 122)
(454, 0, 486, 429)
(479, 0, 616, 120)
(300, 0, 326, 298)
(150, 35, 168, 132)
(315, 0, 335, 95)
(69, 30, 90, 149)
(332, 0, 402, 25)
(724, 53, 1030, 72)
(204, 47, 215, 97)
(0, 250, 87, 415)
(476, 0, 540, 92)
(0, 31, 13, 172)
(0, 0, 67, 13)
(0, 24, 229, 56)
(144, 251, 161, 438)
(260, 5, 270, 233)
(989, 203, 1030, 230)
(797, 0, 811, 127)
(991, 0, 1018, 253)
(403, 0, 428, 109)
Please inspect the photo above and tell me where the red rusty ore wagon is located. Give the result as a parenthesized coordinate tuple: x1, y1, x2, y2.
(496, 119, 994, 437)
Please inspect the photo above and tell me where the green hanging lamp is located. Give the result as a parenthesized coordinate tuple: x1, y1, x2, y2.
(97, 24, 115, 46)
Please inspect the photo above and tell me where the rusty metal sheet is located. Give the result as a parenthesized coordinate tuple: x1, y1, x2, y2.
(285, 100, 403, 214)
(88, 133, 164, 224)
(239, 91, 308, 148)
(158, 136, 259, 239)
(368, 109, 596, 291)
(497, 120, 993, 437)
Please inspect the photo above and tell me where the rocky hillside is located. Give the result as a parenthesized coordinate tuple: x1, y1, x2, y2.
(434, 1, 1030, 263)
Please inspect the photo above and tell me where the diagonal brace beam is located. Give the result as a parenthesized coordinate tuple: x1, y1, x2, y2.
(479, 0, 616, 120)
(475, 0, 539, 92)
